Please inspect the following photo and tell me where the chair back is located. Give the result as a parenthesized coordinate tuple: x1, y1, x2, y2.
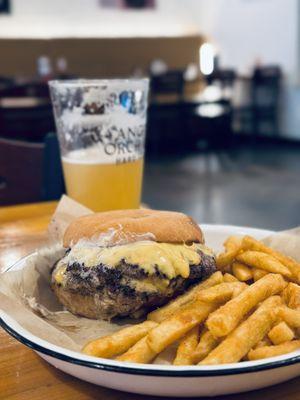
(0, 103, 55, 142)
(0, 138, 44, 205)
(43, 132, 65, 200)
(252, 65, 282, 108)
(207, 69, 237, 87)
(0, 76, 14, 90)
(151, 71, 184, 103)
(0, 82, 50, 98)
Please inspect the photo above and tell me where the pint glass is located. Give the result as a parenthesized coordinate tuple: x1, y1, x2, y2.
(49, 79, 149, 211)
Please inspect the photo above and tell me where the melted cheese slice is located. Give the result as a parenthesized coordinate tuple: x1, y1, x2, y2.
(53, 241, 213, 284)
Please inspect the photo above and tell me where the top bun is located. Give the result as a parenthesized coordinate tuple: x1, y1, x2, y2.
(63, 209, 203, 247)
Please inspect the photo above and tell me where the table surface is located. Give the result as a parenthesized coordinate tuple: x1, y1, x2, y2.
(1, 201, 300, 400)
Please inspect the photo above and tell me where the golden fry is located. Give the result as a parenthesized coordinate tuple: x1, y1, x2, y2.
(248, 340, 300, 361)
(200, 296, 282, 365)
(197, 282, 247, 303)
(173, 326, 199, 365)
(147, 300, 217, 354)
(232, 262, 252, 282)
(216, 252, 235, 270)
(282, 283, 300, 309)
(242, 235, 300, 282)
(216, 236, 242, 269)
(206, 274, 287, 338)
(82, 234, 300, 366)
(232, 283, 248, 298)
(224, 236, 243, 251)
(223, 273, 238, 283)
(147, 271, 223, 323)
(268, 322, 294, 345)
(116, 336, 157, 364)
(193, 329, 219, 363)
(254, 336, 272, 349)
(252, 268, 268, 282)
(82, 320, 157, 358)
(237, 251, 292, 279)
(278, 306, 300, 328)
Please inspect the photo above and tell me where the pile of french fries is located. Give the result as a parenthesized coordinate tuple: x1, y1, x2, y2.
(82, 235, 300, 365)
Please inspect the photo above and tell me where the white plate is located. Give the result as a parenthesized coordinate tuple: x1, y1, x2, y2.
(1, 224, 300, 397)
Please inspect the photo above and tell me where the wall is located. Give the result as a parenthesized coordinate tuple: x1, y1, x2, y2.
(194, 0, 300, 139)
(1, 0, 299, 138)
(3, 0, 297, 74)
(0, 1, 204, 78)
(0, 36, 203, 77)
(0, 0, 201, 38)
(0, 0, 298, 74)
(194, 0, 299, 77)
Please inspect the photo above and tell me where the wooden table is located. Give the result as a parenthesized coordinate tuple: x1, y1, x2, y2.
(1, 202, 300, 400)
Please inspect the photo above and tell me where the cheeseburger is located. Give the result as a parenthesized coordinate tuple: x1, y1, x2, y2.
(51, 209, 216, 320)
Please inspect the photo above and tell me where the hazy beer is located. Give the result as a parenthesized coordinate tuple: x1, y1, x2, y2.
(62, 154, 143, 211)
(49, 79, 149, 211)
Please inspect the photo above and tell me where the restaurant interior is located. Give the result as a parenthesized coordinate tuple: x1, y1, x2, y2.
(2, 2, 300, 399)
(0, 0, 299, 231)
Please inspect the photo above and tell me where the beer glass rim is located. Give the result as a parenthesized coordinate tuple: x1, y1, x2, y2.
(48, 78, 149, 89)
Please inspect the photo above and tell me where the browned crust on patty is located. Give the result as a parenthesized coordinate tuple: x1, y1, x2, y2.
(51, 250, 216, 320)
(63, 209, 203, 248)
(52, 283, 104, 319)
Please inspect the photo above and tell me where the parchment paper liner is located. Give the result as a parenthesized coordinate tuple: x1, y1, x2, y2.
(1, 195, 300, 364)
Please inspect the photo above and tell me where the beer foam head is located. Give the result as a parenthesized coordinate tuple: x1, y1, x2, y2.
(62, 146, 116, 164)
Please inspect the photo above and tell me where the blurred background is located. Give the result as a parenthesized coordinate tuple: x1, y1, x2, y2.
(0, 0, 299, 230)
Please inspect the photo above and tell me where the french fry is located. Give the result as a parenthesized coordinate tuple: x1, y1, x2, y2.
(216, 236, 242, 269)
(254, 336, 272, 349)
(173, 326, 199, 365)
(242, 235, 300, 282)
(116, 336, 157, 364)
(268, 322, 294, 345)
(248, 340, 300, 361)
(200, 296, 282, 365)
(224, 236, 242, 251)
(223, 273, 238, 283)
(197, 282, 247, 303)
(281, 284, 300, 336)
(82, 320, 157, 358)
(82, 234, 300, 366)
(232, 262, 252, 282)
(206, 274, 287, 338)
(147, 300, 217, 354)
(237, 251, 292, 279)
(252, 268, 268, 281)
(193, 329, 219, 363)
(278, 306, 300, 328)
(147, 271, 223, 323)
(232, 283, 248, 298)
(282, 283, 300, 309)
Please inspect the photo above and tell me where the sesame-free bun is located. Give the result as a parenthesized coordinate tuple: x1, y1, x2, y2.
(63, 209, 203, 247)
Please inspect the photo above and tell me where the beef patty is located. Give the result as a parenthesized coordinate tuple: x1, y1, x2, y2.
(52, 249, 216, 320)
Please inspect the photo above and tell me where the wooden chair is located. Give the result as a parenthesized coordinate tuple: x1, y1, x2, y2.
(0, 82, 54, 141)
(150, 71, 184, 104)
(251, 66, 282, 136)
(0, 76, 14, 90)
(206, 68, 237, 88)
(0, 82, 50, 98)
(0, 138, 45, 205)
(0, 103, 55, 142)
(0, 134, 65, 206)
(43, 133, 65, 200)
